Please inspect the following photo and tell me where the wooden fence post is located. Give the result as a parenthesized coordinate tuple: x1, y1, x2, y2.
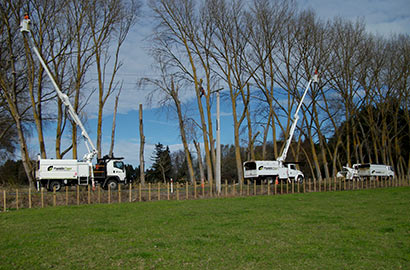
(194, 181, 197, 199)
(158, 183, 161, 201)
(225, 180, 228, 197)
(240, 180, 243, 196)
(254, 181, 256, 195)
(232, 180, 236, 196)
(268, 181, 270, 195)
(292, 181, 294, 194)
(185, 182, 188, 200)
(53, 187, 56, 207)
(29, 188, 32, 209)
(167, 182, 170, 200)
(66, 186, 69, 205)
(148, 183, 151, 201)
(176, 184, 179, 200)
(16, 189, 19, 210)
(77, 185, 80, 205)
(202, 181, 205, 197)
(3, 190, 6, 212)
(209, 180, 213, 197)
(2, 190, 5, 211)
(88, 185, 91, 204)
(118, 184, 122, 203)
(247, 180, 250, 196)
(41, 187, 44, 208)
(139, 183, 142, 202)
(108, 185, 111, 204)
(129, 183, 132, 202)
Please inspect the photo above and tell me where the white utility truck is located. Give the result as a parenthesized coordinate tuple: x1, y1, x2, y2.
(337, 164, 394, 181)
(243, 71, 319, 184)
(21, 15, 128, 191)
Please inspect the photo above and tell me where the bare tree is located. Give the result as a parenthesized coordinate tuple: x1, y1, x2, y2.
(86, 0, 139, 159)
(0, 0, 34, 184)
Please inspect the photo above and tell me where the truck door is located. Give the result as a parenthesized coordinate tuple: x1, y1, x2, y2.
(288, 164, 297, 179)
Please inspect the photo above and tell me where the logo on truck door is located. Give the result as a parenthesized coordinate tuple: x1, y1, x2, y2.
(47, 166, 72, 171)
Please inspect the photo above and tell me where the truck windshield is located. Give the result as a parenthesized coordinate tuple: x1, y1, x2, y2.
(244, 162, 256, 170)
(114, 161, 124, 171)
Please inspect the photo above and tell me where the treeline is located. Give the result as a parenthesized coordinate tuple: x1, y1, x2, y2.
(1, 0, 409, 186)
(142, 0, 410, 183)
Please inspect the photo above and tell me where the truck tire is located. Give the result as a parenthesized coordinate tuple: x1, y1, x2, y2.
(106, 179, 118, 190)
(297, 175, 304, 184)
(49, 180, 62, 192)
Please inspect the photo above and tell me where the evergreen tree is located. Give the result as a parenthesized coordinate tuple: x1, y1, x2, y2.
(151, 143, 172, 182)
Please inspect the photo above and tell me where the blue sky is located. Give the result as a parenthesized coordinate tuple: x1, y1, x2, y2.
(33, 0, 410, 168)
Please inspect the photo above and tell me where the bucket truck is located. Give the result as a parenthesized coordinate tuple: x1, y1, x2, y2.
(21, 15, 128, 191)
(243, 71, 319, 184)
(337, 164, 394, 181)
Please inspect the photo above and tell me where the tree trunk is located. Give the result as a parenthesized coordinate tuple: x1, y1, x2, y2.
(139, 104, 145, 186)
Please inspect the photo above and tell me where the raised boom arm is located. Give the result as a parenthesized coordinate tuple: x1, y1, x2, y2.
(20, 16, 98, 162)
(277, 71, 318, 164)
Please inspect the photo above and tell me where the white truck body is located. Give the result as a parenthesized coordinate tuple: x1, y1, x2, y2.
(35, 156, 128, 191)
(37, 159, 90, 180)
(244, 160, 304, 183)
(354, 164, 394, 178)
(337, 164, 394, 180)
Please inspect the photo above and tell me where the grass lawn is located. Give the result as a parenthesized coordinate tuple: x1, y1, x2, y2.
(1, 187, 409, 270)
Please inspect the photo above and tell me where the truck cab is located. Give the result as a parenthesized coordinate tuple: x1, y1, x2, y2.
(93, 155, 128, 190)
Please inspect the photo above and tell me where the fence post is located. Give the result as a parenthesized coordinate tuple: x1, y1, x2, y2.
(53, 187, 56, 207)
(108, 185, 111, 204)
(158, 182, 161, 201)
(3, 190, 6, 212)
(176, 184, 179, 200)
(209, 180, 213, 198)
(88, 185, 91, 204)
(16, 189, 19, 210)
(77, 185, 80, 205)
(167, 182, 170, 200)
(41, 187, 44, 208)
(66, 186, 69, 205)
(240, 180, 243, 196)
(232, 180, 236, 196)
(254, 181, 256, 196)
(129, 183, 132, 202)
(247, 180, 250, 196)
(268, 181, 270, 195)
(186, 182, 188, 200)
(118, 184, 121, 203)
(225, 180, 228, 197)
(29, 188, 32, 209)
(194, 181, 197, 199)
(148, 183, 151, 201)
(139, 183, 142, 202)
(291, 181, 294, 194)
(202, 180, 205, 197)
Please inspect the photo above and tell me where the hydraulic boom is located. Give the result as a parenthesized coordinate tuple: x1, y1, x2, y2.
(277, 70, 318, 164)
(20, 15, 97, 163)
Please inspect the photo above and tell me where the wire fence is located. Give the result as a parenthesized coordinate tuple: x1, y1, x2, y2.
(1, 176, 409, 212)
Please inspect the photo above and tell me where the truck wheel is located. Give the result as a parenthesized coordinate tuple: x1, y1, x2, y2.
(49, 180, 62, 192)
(297, 176, 304, 184)
(106, 179, 118, 190)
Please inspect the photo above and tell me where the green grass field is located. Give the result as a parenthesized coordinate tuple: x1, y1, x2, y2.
(1, 187, 409, 270)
